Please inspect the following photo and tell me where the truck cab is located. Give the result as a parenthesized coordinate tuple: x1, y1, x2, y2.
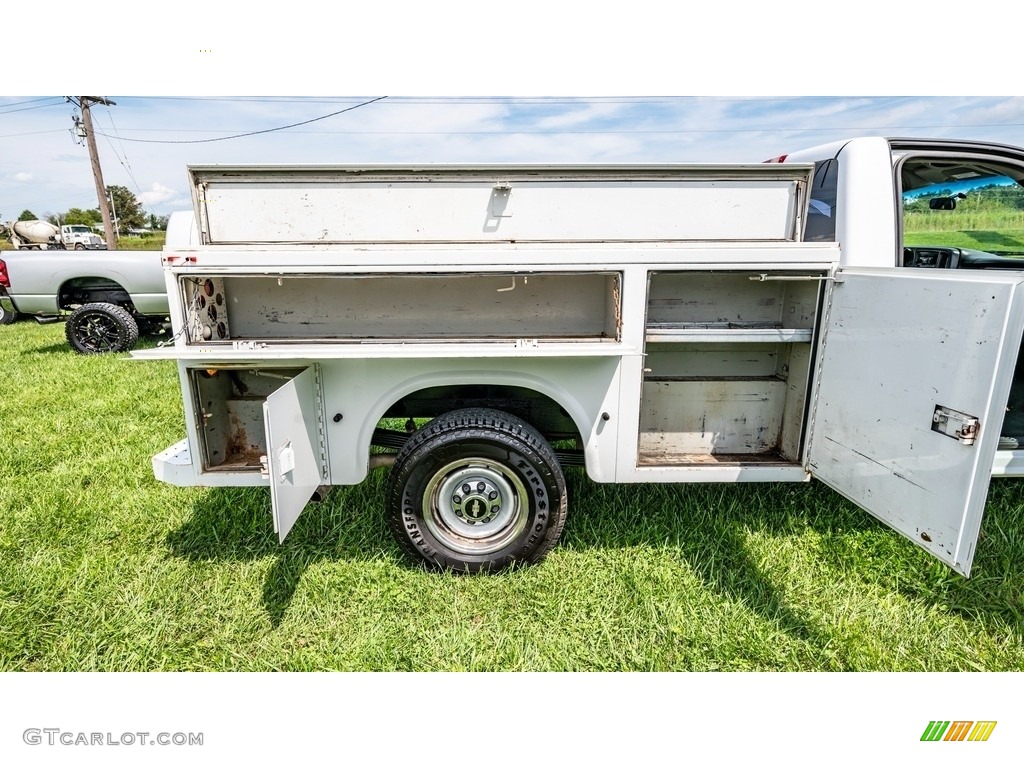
(60, 224, 107, 250)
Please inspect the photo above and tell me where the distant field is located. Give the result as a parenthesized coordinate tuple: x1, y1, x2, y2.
(115, 234, 165, 251)
(903, 229, 1024, 253)
(0, 234, 164, 252)
(2, 320, 1024, 671)
(904, 200, 1024, 254)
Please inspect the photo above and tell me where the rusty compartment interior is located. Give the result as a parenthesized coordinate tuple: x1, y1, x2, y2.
(191, 367, 306, 472)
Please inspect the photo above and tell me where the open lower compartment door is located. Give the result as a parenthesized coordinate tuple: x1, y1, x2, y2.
(263, 366, 326, 542)
(806, 267, 1024, 575)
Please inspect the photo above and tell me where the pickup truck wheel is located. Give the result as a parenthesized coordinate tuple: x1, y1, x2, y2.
(65, 302, 140, 354)
(0, 303, 18, 325)
(386, 408, 568, 573)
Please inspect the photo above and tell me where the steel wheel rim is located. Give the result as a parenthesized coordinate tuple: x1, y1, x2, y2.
(74, 312, 121, 352)
(422, 457, 529, 555)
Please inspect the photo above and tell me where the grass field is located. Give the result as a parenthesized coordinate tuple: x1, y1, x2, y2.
(904, 228, 1024, 253)
(2, 320, 1024, 671)
(0, 234, 164, 252)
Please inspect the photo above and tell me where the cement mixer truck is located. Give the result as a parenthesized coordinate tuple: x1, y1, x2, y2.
(2, 220, 107, 250)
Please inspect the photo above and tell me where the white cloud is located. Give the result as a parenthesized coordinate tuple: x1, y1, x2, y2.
(533, 101, 628, 130)
(139, 182, 177, 206)
(13, 172, 33, 182)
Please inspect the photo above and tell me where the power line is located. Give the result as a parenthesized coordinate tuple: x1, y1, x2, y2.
(98, 105, 162, 226)
(0, 98, 66, 116)
(0, 129, 67, 138)
(0, 96, 65, 109)
(94, 96, 388, 144)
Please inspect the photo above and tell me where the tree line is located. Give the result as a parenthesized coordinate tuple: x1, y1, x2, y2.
(9, 185, 168, 233)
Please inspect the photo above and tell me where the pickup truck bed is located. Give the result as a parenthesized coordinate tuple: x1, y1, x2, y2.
(0, 211, 198, 351)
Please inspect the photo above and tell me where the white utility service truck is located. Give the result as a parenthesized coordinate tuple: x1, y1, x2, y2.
(136, 135, 1024, 576)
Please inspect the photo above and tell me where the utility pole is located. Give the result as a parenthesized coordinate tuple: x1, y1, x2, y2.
(71, 97, 117, 249)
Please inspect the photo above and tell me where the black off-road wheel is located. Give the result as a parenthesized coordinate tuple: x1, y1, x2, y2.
(386, 408, 568, 573)
(0, 303, 18, 325)
(65, 302, 139, 354)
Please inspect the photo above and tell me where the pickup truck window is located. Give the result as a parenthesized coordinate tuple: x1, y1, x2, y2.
(901, 158, 1024, 265)
(805, 158, 838, 242)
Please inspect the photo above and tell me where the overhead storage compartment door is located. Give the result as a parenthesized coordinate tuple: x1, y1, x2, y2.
(807, 268, 1024, 575)
(190, 165, 811, 244)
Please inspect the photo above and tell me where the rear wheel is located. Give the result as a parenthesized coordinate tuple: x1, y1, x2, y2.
(65, 302, 139, 354)
(386, 408, 568, 572)
(0, 303, 18, 325)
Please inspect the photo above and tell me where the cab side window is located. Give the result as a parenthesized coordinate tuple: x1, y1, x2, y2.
(900, 157, 1024, 266)
(805, 159, 838, 242)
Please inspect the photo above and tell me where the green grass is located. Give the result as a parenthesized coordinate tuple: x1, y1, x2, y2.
(1, 234, 164, 252)
(904, 201, 1024, 253)
(2, 321, 1024, 671)
(115, 233, 165, 250)
(904, 228, 1024, 253)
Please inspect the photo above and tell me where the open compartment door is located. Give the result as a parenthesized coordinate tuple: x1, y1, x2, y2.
(806, 268, 1024, 575)
(263, 366, 326, 542)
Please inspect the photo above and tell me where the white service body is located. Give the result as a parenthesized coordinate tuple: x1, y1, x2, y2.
(138, 137, 1024, 576)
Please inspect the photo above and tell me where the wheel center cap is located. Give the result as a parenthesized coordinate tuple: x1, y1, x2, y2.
(461, 495, 490, 520)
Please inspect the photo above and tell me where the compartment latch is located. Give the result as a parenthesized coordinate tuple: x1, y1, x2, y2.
(260, 441, 296, 481)
(932, 405, 980, 446)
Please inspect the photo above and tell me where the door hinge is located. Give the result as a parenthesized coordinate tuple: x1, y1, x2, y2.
(748, 272, 842, 283)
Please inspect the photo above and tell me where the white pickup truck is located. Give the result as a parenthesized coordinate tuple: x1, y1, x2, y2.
(0, 213, 199, 348)
(135, 135, 1024, 576)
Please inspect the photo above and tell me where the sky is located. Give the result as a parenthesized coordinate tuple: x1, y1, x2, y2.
(4, 95, 1024, 222)
(2, 0, 1020, 223)
(2, 1, 1015, 221)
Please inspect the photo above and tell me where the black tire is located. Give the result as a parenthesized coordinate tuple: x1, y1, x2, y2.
(386, 408, 568, 573)
(65, 302, 139, 354)
(74, 243, 84, 250)
(0, 303, 18, 325)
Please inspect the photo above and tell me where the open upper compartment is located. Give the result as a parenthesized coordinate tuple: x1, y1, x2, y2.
(181, 271, 622, 344)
